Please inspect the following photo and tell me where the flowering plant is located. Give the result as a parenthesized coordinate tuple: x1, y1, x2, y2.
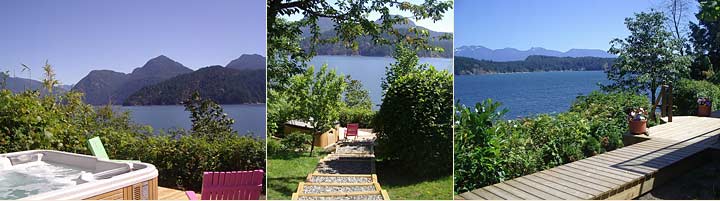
(698, 97, 712, 106)
(627, 107, 647, 121)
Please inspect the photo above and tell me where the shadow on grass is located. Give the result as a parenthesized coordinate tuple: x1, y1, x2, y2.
(268, 149, 329, 160)
(267, 176, 307, 200)
(375, 159, 451, 187)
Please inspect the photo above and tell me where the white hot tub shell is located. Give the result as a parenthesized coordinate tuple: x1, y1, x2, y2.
(0, 150, 158, 200)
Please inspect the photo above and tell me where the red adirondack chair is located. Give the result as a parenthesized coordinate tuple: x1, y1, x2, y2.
(185, 170, 264, 200)
(345, 123, 359, 140)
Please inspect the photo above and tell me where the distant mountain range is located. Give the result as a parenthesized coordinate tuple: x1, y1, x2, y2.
(72, 54, 265, 105)
(455, 45, 616, 62)
(0, 75, 67, 94)
(455, 55, 616, 75)
(301, 17, 453, 58)
(124, 66, 264, 106)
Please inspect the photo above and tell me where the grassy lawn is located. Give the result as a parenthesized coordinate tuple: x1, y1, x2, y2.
(376, 160, 454, 200)
(267, 150, 327, 200)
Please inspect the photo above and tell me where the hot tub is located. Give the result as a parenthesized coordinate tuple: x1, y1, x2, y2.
(0, 150, 158, 200)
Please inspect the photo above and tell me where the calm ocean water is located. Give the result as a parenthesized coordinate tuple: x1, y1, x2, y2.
(309, 55, 453, 109)
(455, 71, 610, 119)
(115, 104, 265, 138)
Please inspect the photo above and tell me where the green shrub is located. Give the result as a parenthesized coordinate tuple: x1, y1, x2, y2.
(338, 107, 375, 128)
(267, 137, 284, 156)
(673, 79, 720, 115)
(374, 67, 453, 176)
(281, 132, 312, 152)
(0, 86, 265, 191)
(454, 91, 649, 194)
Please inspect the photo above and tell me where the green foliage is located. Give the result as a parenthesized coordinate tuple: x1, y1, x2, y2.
(0, 64, 265, 191)
(267, 88, 293, 137)
(454, 92, 650, 194)
(338, 107, 375, 128)
(267, 0, 453, 90)
(300, 25, 453, 58)
(267, 138, 284, 156)
(454, 55, 616, 75)
(698, 0, 720, 21)
(374, 51, 453, 176)
(183, 92, 235, 138)
(284, 65, 347, 155)
(690, 0, 720, 82)
(673, 79, 720, 115)
(343, 76, 373, 110)
(453, 99, 508, 194)
(339, 76, 375, 128)
(281, 132, 312, 152)
(605, 11, 691, 104)
(381, 43, 426, 92)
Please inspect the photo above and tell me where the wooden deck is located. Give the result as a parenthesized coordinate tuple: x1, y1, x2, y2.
(457, 115, 720, 200)
(158, 187, 193, 200)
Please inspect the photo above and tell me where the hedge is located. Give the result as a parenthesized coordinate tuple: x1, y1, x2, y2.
(0, 89, 265, 191)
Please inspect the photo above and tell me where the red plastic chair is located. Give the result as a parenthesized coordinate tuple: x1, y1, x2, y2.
(346, 123, 359, 140)
(185, 170, 264, 200)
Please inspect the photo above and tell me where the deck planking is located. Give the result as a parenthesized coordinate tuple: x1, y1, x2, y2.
(457, 115, 720, 200)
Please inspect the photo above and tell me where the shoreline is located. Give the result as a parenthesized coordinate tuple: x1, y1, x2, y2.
(456, 69, 605, 76)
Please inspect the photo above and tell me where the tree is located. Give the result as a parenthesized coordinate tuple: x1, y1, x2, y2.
(266, 0, 453, 90)
(284, 65, 346, 156)
(689, 0, 720, 81)
(343, 75, 372, 110)
(661, 0, 694, 55)
(183, 92, 236, 139)
(604, 11, 691, 105)
(374, 44, 453, 175)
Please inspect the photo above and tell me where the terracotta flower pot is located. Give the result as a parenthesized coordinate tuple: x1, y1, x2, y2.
(628, 120, 647, 134)
(698, 104, 712, 117)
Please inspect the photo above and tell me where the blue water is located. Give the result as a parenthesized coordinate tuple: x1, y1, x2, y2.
(455, 71, 610, 119)
(115, 104, 265, 138)
(309, 56, 453, 109)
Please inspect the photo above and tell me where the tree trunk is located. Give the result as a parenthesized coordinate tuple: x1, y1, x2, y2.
(309, 131, 318, 157)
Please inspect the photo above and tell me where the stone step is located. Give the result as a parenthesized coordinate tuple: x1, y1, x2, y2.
(292, 190, 390, 200)
(305, 173, 378, 184)
(296, 182, 382, 195)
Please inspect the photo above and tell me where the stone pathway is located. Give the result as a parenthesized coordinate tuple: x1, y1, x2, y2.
(292, 136, 389, 200)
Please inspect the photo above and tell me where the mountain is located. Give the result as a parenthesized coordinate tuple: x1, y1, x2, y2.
(226, 54, 265, 70)
(454, 55, 616, 75)
(300, 17, 453, 58)
(123, 66, 265, 106)
(455, 45, 616, 61)
(0, 75, 67, 94)
(72, 55, 193, 105)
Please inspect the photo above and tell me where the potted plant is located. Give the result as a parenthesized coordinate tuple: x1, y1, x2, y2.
(627, 107, 647, 134)
(697, 97, 712, 117)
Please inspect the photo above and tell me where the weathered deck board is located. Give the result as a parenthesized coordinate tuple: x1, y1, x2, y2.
(457, 116, 720, 200)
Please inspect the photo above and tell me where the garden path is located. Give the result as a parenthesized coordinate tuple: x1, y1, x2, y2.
(292, 133, 390, 200)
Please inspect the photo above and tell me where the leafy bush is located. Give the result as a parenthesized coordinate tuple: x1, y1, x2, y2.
(454, 91, 649, 194)
(673, 79, 720, 115)
(374, 67, 453, 176)
(281, 132, 312, 152)
(267, 137, 284, 156)
(0, 72, 265, 191)
(338, 107, 375, 128)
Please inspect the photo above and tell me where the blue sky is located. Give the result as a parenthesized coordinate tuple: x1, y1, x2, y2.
(0, 0, 265, 84)
(455, 0, 698, 52)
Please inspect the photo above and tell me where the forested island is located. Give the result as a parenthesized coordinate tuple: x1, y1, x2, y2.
(454, 55, 616, 75)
